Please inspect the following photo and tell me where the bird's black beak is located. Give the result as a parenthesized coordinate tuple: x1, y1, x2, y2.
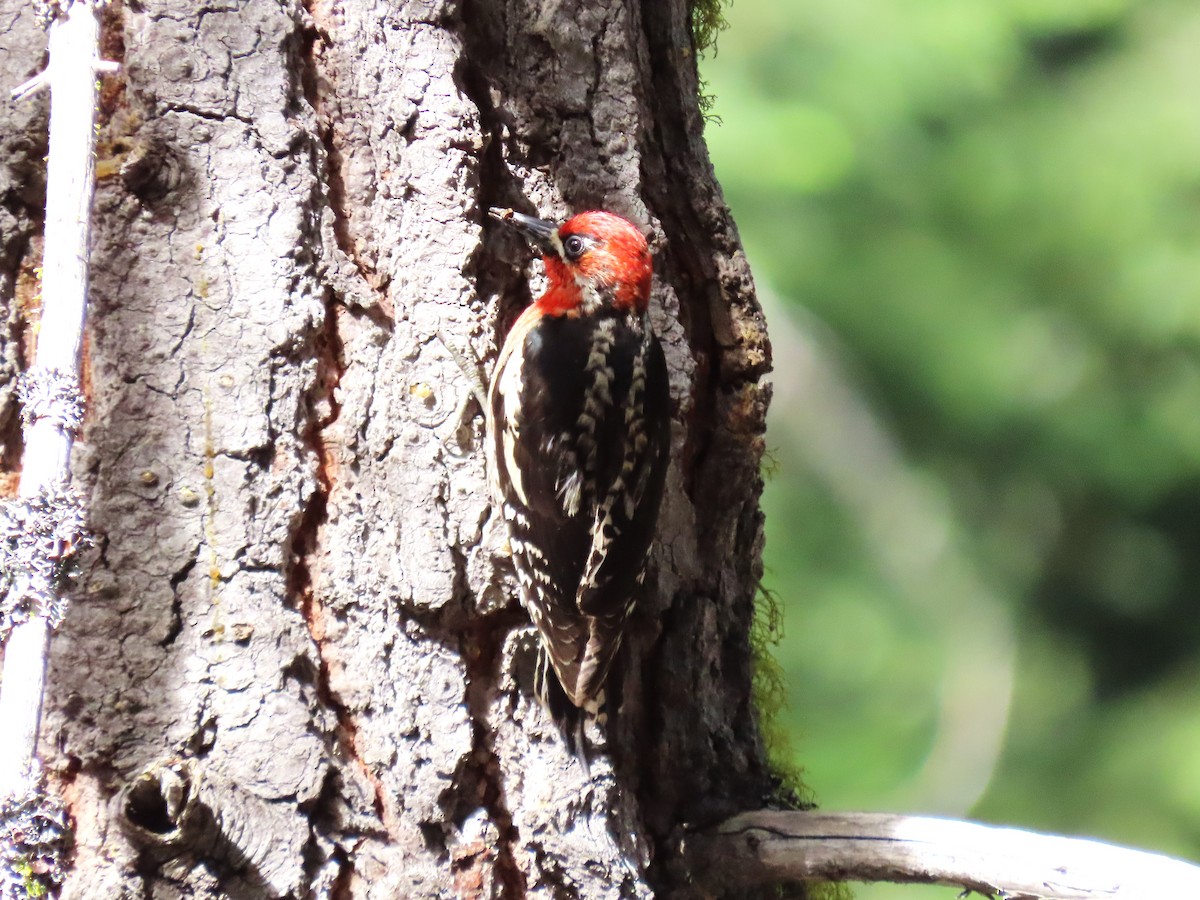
(489, 207, 560, 256)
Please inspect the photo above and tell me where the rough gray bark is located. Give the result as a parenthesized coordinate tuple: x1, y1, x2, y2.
(0, 1, 779, 897)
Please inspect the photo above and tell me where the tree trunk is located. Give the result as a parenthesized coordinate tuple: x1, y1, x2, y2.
(0, 1, 778, 896)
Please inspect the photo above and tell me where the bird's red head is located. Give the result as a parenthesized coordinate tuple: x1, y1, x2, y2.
(490, 208, 652, 316)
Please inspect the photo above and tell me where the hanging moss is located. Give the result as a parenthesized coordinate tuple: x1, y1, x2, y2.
(752, 587, 855, 900)
(689, 0, 730, 57)
(688, 0, 732, 115)
(751, 585, 809, 804)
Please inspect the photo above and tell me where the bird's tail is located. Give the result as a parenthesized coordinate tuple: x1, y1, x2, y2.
(535, 647, 607, 777)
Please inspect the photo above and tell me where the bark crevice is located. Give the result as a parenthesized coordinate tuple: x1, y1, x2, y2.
(455, 609, 530, 899)
(289, 0, 395, 859)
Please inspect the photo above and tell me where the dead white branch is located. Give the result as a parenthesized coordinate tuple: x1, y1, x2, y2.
(0, 0, 114, 802)
(679, 810, 1200, 899)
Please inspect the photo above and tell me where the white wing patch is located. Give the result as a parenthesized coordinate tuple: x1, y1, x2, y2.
(495, 349, 529, 506)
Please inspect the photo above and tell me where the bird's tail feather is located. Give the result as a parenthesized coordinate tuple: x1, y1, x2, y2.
(535, 647, 607, 776)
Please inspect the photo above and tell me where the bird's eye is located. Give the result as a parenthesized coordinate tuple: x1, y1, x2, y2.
(562, 235, 586, 260)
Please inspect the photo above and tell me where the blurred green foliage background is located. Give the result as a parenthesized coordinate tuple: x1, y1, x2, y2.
(700, 1, 1200, 896)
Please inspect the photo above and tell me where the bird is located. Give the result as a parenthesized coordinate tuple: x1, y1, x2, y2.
(485, 206, 671, 754)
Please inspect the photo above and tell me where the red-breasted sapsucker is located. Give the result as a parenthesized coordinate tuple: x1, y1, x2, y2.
(486, 207, 670, 736)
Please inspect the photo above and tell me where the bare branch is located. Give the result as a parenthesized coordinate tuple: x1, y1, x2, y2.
(10, 71, 49, 102)
(0, 0, 112, 803)
(679, 810, 1200, 899)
